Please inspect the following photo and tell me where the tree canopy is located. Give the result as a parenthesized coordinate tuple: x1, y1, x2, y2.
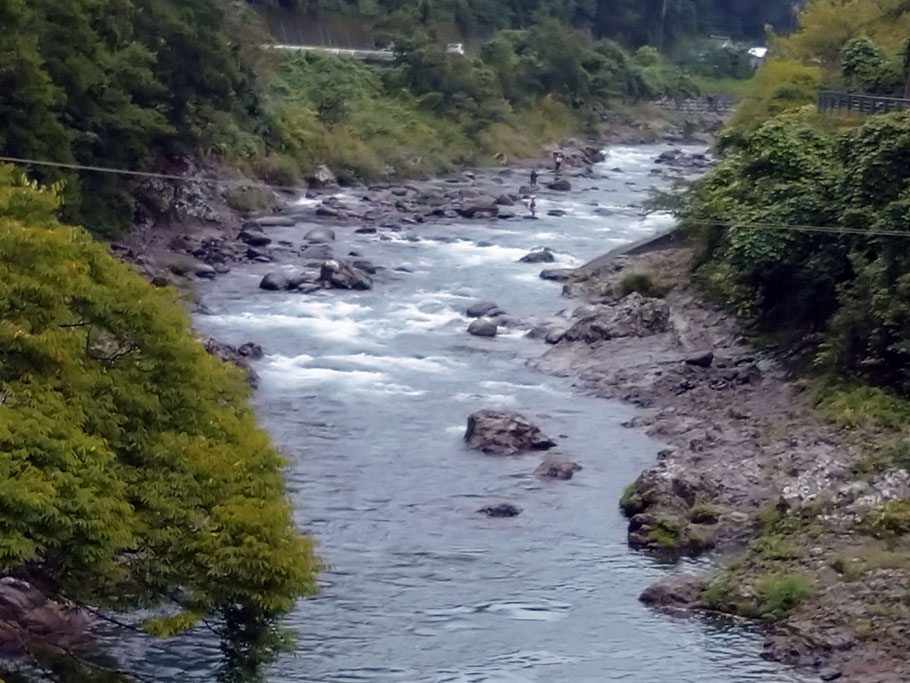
(0, 0, 265, 237)
(0, 164, 318, 649)
(685, 112, 910, 394)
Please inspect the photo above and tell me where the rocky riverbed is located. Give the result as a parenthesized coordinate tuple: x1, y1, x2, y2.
(92, 128, 844, 682)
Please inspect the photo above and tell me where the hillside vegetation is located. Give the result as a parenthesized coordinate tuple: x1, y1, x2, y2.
(1, 0, 761, 238)
(687, 0, 910, 397)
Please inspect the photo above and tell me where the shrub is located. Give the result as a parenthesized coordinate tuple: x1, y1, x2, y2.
(226, 186, 275, 213)
(871, 500, 910, 538)
(754, 573, 816, 620)
(689, 503, 721, 524)
(647, 516, 682, 549)
(253, 154, 302, 187)
(728, 58, 822, 131)
(619, 482, 646, 516)
(619, 271, 669, 298)
(702, 573, 734, 610)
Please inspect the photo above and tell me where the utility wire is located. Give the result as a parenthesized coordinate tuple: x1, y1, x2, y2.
(0, 155, 306, 194)
(3, 154, 910, 239)
(682, 218, 910, 238)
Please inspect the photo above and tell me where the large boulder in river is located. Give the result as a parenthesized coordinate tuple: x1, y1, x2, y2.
(539, 268, 577, 282)
(465, 410, 556, 455)
(558, 293, 670, 343)
(467, 319, 498, 337)
(519, 248, 555, 264)
(548, 179, 572, 192)
(458, 205, 499, 219)
(639, 576, 707, 610)
(260, 272, 291, 291)
(479, 503, 522, 518)
(319, 259, 373, 290)
(466, 301, 503, 318)
(304, 227, 335, 243)
(238, 229, 271, 247)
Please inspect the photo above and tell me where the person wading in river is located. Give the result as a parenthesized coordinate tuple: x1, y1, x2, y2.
(553, 152, 564, 174)
(530, 169, 538, 187)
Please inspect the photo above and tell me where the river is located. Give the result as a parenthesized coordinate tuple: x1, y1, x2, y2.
(104, 145, 815, 682)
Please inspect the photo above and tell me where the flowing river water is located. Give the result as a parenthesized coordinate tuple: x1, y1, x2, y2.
(105, 145, 815, 682)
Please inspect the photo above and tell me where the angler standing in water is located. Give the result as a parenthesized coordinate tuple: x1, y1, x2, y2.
(530, 169, 538, 186)
(553, 152, 564, 174)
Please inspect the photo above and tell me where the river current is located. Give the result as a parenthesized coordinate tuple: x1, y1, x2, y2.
(105, 146, 815, 682)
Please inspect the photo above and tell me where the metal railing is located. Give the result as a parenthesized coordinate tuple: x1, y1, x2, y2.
(264, 45, 396, 62)
(652, 96, 737, 116)
(817, 91, 910, 116)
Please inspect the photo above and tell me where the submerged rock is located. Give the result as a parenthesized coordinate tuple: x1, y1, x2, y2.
(304, 227, 336, 243)
(259, 272, 290, 291)
(465, 410, 556, 455)
(520, 248, 556, 264)
(539, 268, 577, 282)
(466, 301, 503, 318)
(479, 503, 522, 518)
(467, 319, 498, 337)
(535, 458, 582, 480)
(639, 576, 706, 610)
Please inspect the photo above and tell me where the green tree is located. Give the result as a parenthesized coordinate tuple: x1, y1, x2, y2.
(0, 166, 319, 668)
(841, 37, 901, 94)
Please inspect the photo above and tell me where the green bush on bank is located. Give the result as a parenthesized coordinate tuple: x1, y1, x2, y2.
(685, 110, 910, 399)
(0, 166, 318, 635)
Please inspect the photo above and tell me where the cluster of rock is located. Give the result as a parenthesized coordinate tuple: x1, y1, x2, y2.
(620, 465, 725, 555)
(202, 338, 264, 387)
(547, 293, 671, 345)
(654, 148, 715, 172)
(464, 410, 583, 518)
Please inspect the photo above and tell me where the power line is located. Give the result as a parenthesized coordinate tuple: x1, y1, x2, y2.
(683, 218, 910, 239)
(3, 154, 910, 239)
(0, 155, 306, 194)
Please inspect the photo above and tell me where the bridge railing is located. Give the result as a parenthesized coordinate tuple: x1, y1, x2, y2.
(817, 91, 910, 116)
(651, 96, 737, 116)
(265, 45, 396, 62)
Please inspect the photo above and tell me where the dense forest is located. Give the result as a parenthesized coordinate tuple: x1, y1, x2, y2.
(685, 0, 910, 410)
(258, 0, 798, 46)
(2, 0, 742, 238)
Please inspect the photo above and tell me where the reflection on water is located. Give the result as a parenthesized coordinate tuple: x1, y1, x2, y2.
(66, 147, 816, 682)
